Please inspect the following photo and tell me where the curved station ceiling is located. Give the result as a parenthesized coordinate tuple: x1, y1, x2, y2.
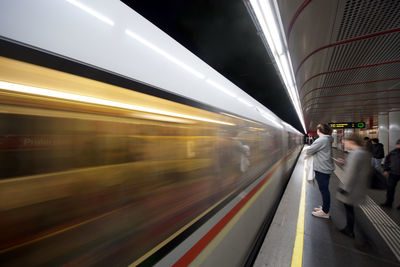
(248, 0, 400, 132)
(284, 0, 400, 131)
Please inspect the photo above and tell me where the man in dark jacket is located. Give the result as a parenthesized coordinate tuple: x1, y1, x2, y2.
(381, 139, 400, 209)
(371, 138, 385, 173)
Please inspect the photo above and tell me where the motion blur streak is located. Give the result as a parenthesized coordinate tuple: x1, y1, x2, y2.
(0, 56, 302, 266)
(0, 81, 233, 126)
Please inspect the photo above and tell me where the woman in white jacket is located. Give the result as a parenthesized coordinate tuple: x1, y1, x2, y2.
(306, 124, 335, 218)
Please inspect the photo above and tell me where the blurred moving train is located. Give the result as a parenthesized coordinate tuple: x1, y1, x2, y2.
(0, 1, 303, 266)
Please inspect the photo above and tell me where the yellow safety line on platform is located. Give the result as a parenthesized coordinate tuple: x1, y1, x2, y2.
(291, 168, 306, 267)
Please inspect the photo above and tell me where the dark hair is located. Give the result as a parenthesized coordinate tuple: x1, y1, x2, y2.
(364, 137, 370, 140)
(372, 138, 379, 143)
(346, 133, 363, 146)
(317, 123, 331, 135)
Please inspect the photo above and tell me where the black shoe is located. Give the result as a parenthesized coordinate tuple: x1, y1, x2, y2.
(380, 202, 392, 208)
(339, 228, 355, 238)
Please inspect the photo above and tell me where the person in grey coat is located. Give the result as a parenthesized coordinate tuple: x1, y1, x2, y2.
(306, 123, 335, 218)
(336, 134, 372, 238)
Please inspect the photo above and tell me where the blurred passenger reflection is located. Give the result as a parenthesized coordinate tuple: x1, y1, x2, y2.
(336, 133, 371, 239)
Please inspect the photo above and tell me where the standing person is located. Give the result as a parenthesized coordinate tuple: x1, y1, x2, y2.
(306, 123, 335, 218)
(381, 139, 400, 209)
(364, 137, 373, 154)
(336, 134, 372, 238)
(371, 138, 384, 173)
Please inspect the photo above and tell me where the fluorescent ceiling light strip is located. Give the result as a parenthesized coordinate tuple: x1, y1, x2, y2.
(66, 0, 114, 26)
(280, 54, 294, 88)
(0, 81, 233, 126)
(277, 38, 307, 132)
(125, 29, 205, 79)
(271, 0, 289, 49)
(205, 79, 237, 97)
(277, 60, 297, 106)
(256, 0, 283, 55)
(250, 0, 278, 55)
(237, 97, 253, 107)
(249, 0, 306, 133)
(276, 60, 291, 91)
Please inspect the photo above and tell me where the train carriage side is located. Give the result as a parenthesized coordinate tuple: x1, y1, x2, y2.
(0, 1, 303, 265)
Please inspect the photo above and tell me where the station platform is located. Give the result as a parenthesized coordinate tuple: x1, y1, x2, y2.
(254, 147, 400, 267)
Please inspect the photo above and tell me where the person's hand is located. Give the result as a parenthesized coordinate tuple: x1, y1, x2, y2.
(337, 158, 345, 164)
(383, 171, 389, 177)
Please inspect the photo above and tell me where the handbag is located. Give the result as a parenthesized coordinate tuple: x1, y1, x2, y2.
(304, 155, 314, 183)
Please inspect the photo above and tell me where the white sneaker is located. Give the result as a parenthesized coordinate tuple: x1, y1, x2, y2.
(314, 206, 322, 211)
(312, 210, 330, 219)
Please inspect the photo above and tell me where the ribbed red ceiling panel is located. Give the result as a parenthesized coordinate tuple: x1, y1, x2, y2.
(304, 88, 400, 106)
(277, 0, 400, 130)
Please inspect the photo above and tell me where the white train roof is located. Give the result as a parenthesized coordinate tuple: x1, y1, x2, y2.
(0, 0, 300, 132)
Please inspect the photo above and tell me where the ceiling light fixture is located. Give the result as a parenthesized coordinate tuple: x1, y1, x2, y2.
(246, 0, 306, 133)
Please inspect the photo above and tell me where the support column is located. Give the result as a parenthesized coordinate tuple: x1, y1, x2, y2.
(379, 114, 389, 155)
(389, 111, 400, 153)
(332, 130, 337, 148)
(343, 128, 355, 152)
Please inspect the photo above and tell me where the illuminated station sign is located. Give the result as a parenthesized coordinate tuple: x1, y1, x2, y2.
(329, 122, 366, 129)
